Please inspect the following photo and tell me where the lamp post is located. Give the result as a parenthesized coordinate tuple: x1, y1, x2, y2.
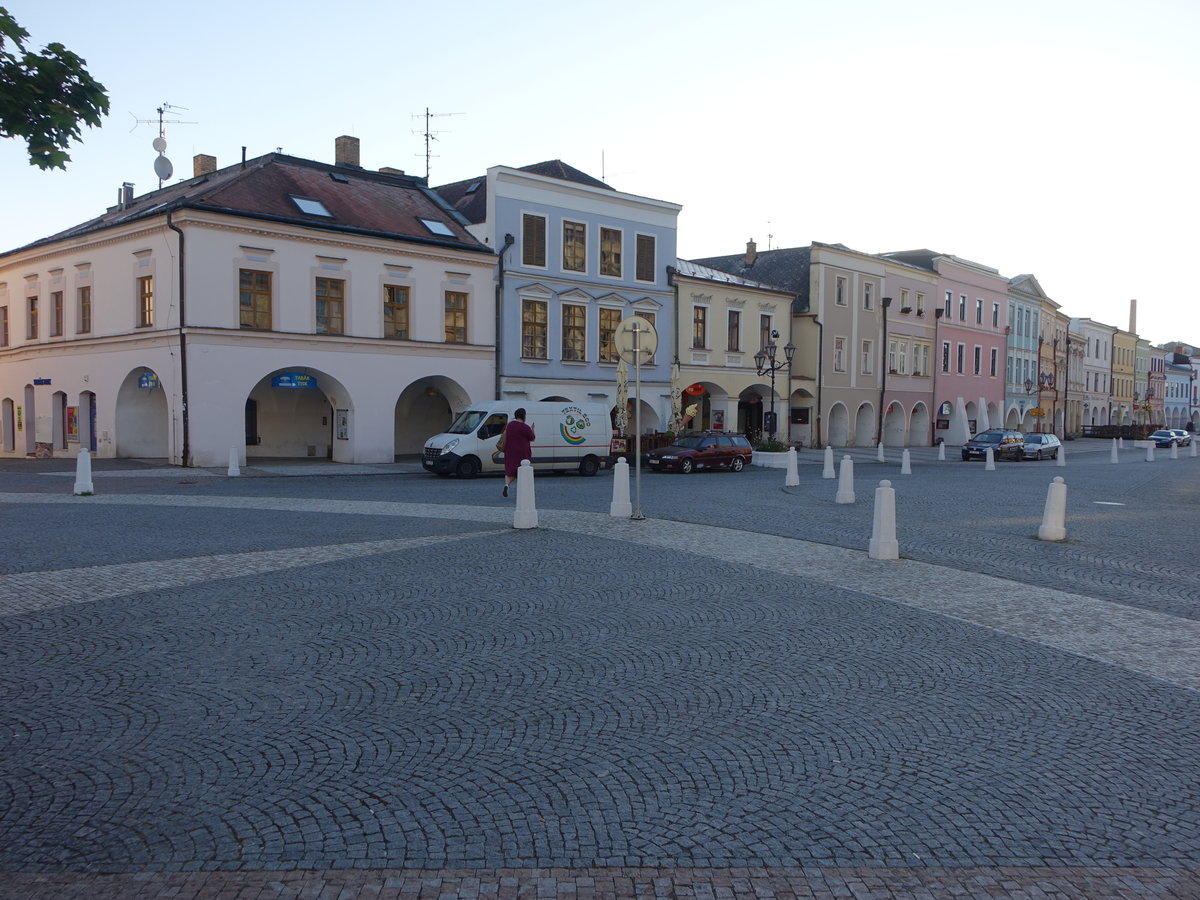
(754, 330, 795, 444)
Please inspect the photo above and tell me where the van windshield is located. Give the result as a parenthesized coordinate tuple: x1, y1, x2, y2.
(447, 411, 488, 434)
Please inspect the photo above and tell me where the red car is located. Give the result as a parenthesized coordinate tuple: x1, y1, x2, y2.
(647, 432, 754, 473)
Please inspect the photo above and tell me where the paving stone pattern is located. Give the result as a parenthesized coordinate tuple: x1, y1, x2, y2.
(1, 446, 1198, 899)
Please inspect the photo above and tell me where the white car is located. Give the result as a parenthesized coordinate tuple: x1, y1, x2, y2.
(1021, 433, 1061, 460)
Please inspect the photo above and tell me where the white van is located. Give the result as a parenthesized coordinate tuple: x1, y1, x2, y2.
(422, 401, 612, 478)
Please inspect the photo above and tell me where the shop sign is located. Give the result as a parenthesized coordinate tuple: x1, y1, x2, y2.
(138, 372, 160, 389)
(33, 378, 51, 385)
(272, 372, 317, 389)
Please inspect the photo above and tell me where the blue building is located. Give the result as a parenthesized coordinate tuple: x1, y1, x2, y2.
(436, 162, 680, 432)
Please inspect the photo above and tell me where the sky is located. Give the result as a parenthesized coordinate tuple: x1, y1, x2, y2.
(3, 0, 1198, 347)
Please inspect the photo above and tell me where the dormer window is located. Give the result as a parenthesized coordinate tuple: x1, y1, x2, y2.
(291, 195, 332, 217)
(419, 217, 455, 237)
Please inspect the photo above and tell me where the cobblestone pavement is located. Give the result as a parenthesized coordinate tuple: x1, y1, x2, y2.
(1, 444, 1198, 898)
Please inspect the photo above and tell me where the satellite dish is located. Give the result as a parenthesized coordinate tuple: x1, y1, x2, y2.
(152, 136, 167, 153)
(153, 155, 174, 181)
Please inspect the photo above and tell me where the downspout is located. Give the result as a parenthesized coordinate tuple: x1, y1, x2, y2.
(877, 297, 891, 443)
(815, 314, 824, 447)
(494, 233, 515, 400)
(931, 308, 943, 445)
(166, 209, 190, 466)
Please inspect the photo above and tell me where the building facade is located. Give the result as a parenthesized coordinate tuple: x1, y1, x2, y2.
(437, 161, 680, 432)
(0, 138, 496, 466)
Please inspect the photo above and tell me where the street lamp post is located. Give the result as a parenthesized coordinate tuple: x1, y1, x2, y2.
(754, 330, 795, 444)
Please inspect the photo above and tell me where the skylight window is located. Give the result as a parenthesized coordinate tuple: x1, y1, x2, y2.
(465, 182, 480, 194)
(329, 172, 349, 184)
(291, 195, 332, 217)
(419, 217, 456, 237)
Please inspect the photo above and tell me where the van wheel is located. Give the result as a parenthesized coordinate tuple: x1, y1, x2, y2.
(455, 456, 480, 479)
(729, 456, 745, 472)
(579, 455, 600, 477)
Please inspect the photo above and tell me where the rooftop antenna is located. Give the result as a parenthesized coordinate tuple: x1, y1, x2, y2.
(600, 150, 632, 184)
(767, 224, 774, 251)
(130, 102, 197, 188)
(412, 107, 462, 183)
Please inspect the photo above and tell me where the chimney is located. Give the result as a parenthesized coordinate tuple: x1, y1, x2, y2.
(117, 182, 134, 209)
(378, 166, 405, 175)
(193, 154, 217, 177)
(335, 135, 361, 168)
(745, 238, 757, 266)
(1129, 298, 1137, 335)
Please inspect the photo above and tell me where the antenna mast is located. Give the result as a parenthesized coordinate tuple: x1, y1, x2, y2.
(131, 102, 197, 188)
(412, 107, 462, 183)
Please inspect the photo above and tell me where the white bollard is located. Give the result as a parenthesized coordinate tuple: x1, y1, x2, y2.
(822, 445, 836, 479)
(1191, 441, 1197, 458)
(835, 455, 855, 504)
(1170, 442, 1178, 460)
(1110, 439, 1119, 464)
(513, 459, 538, 529)
(1056, 446, 1066, 467)
(228, 447, 241, 477)
(609, 456, 632, 517)
(868, 479, 900, 560)
(900, 449, 912, 475)
(785, 447, 800, 487)
(876, 441, 885, 462)
(985, 447, 995, 471)
(1118, 436, 1125, 449)
(1146, 445, 1155, 463)
(1037, 476, 1068, 541)
(937, 441, 946, 461)
(73, 448, 94, 495)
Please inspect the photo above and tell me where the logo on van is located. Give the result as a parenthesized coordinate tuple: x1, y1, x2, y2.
(560, 406, 591, 445)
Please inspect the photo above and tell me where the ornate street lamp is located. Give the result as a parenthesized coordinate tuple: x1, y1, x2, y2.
(754, 330, 795, 443)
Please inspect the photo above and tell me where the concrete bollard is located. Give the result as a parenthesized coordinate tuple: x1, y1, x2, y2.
(1056, 446, 1066, 467)
(1191, 441, 1197, 458)
(868, 479, 900, 560)
(985, 447, 995, 471)
(785, 447, 800, 487)
(513, 459, 538, 529)
(876, 441, 885, 462)
(835, 455, 855, 504)
(609, 456, 632, 517)
(73, 448, 94, 495)
(938, 441, 946, 461)
(1146, 445, 1155, 463)
(1037, 476, 1068, 541)
(228, 447, 241, 477)
(1170, 442, 1178, 460)
(822, 445, 836, 479)
(900, 449, 912, 475)
(1110, 439, 1119, 464)
(1118, 436, 1125, 449)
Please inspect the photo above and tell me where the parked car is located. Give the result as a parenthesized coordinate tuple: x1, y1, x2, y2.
(1169, 429, 1193, 447)
(961, 429, 1025, 461)
(1021, 432, 1061, 460)
(647, 432, 753, 473)
(1149, 429, 1183, 448)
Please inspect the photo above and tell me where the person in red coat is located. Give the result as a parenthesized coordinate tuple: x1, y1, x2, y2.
(501, 407, 535, 497)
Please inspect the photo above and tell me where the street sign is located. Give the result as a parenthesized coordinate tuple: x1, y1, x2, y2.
(615, 316, 658, 367)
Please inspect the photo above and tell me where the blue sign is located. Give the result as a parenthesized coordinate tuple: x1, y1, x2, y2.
(33, 378, 51, 385)
(138, 372, 159, 389)
(271, 372, 317, 389)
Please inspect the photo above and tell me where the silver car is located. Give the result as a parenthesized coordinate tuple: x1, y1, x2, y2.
(1169, 429, 1193, 447)
(1022, 433, 1061, 460)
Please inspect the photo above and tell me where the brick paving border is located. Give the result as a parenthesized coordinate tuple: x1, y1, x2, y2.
(2, 865, 1198, 899)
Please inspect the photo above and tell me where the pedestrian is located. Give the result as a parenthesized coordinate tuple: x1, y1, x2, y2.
(501, 407, 535, 498)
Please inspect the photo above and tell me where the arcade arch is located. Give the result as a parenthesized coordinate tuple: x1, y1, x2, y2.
(116, 367, 168, 458)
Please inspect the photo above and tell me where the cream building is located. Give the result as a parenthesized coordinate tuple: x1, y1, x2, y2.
(0, 138, 496, 466)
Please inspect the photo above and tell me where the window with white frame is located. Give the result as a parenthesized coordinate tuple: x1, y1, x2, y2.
(834, 336, 847, 372)
(521, 298, 548, 358)
(942, 340, 951, 373)
(861, 339, 873, 374)
(944, 291, 952, 317)
(727, 309, 740, 352)
(897, 340, 908, 375)
(973, 345, 982, 375)
(914, 341, 930, 376)
(77, 286, 91, 334)
(599, 307, 621, 362)
(600, 227, 622, 277)
(990, 347, 998, 377)
(900, 289, 909, 311)
(975, 298, 983, 324)
(957, 343, 965, 373)
(562, 221, 586, 272)
(692, 305, 707, 349)
(959, 294, 967, 321)
(561, 303, 586, 361)
(916, 292, 925, 315)
(836, 277, 847, 306)
(863, 283, 873, 311)
(522, 214, 547, 268)
(992, 302, 1000, 328)
(136, 276, 154, 328)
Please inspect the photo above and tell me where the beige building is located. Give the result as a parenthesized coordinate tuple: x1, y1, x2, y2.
(670, 259, 798, 441)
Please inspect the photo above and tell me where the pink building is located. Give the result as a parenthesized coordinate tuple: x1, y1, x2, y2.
(885, 251, 1009, 442)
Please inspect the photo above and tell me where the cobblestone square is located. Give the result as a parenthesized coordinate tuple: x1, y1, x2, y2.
(1, 444, 1198, 898)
